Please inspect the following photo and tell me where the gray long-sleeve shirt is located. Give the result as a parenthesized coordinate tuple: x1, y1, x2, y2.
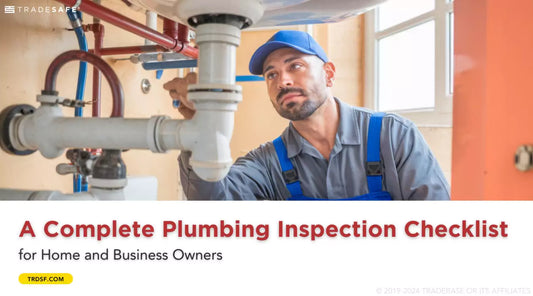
(179, 98, 450, 200)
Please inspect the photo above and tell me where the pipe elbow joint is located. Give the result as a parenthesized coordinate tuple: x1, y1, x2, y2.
(2, 104, 65, 158)
(189, 130, 232, 182)
(22, 105, 65, 159)
(0, 104, 37, 156)
(179, 104, 237, 182)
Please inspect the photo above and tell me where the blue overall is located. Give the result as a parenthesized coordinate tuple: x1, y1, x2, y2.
(273, 112, 393, 200)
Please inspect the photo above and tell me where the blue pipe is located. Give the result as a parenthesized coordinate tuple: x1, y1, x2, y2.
(67, 10, 88, 116)
(74, 23, 88, 193)
(81, 176, 88, 192)
(67, 10, 89, 192)
(236, 75, 265, 82)
(73, 27, 88, 118)
(74, 172, 82, 193)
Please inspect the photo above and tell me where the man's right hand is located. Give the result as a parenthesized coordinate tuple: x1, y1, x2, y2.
(163, 72, 197, 120)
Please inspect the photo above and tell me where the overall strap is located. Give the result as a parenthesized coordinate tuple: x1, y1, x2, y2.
(366, 112, 386, 193)
(273, 137, 304, 198)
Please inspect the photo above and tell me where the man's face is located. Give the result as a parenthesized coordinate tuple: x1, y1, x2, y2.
(262, 47, 330, 121)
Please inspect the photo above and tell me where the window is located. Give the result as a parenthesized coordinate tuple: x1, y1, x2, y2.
(364, 0, 454, 126)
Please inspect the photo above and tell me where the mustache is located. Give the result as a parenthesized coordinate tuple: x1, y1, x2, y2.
(276, 87, 306, 103)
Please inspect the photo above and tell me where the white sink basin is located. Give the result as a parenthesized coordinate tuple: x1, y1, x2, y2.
(129, 0, 386, 28)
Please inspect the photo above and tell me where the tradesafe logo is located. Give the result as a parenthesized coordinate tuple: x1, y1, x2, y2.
(4, 5, 15, 14)
(3, 4, 77, 14)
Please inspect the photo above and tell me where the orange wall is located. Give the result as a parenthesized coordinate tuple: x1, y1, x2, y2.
(452, 0, 533, 199)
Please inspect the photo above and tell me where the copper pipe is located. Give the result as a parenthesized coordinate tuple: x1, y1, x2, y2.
(175, 41, 198, 58)
(43, 50, 124, 118)
(177, 23, 190, 44)
(85, 23, 105, 117)
(163, 18, 179, 40)
(175, 23, 195, 57)
(55, 0, 198, 59)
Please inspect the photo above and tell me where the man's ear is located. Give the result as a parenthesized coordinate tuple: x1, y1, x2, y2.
(323, 62, 336, 87)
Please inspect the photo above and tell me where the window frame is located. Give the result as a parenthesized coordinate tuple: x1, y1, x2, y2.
(364, 0, 454, 127)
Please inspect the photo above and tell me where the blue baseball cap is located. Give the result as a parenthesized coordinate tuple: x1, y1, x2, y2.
(248, 30, 328, 75)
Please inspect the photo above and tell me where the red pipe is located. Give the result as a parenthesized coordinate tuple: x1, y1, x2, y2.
(55, 0, 198, 59)
(92, 45, 167, 56)
(85, 23, 105, 117)
(44, 50, 124, 118)
(177, 23, 190, 44)
(163, 18, 179, 40)
(173, 39, 198, 58)
(162, 18, 197, 57)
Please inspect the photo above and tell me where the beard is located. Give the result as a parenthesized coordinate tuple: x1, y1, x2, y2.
(274, 87, 327, 121)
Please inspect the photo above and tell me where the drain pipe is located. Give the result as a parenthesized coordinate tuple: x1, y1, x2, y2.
(178, 22, 243, 181)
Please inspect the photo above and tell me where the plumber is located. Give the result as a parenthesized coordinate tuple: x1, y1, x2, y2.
(164, 30, 450, 200)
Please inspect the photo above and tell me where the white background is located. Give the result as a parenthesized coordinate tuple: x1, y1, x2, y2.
(0, 201, 532, 296)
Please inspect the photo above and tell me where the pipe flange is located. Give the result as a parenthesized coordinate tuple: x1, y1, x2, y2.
(147, 115, 169, 153)
(188, 92, 242, 109)
(195, 23, 241, 46)
(89, 178, 128, 190)
(189, 14, 252, 29)
(188, 84, 242, 107)
(188, 83, 242, 94)
(175, 0, 263, 29)
(37, 94, 65, 105)
(0, 104, 36, 155)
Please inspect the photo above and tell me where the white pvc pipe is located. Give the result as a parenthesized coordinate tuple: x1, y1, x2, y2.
(38, 191, 97, 200)
(0, 189, 95, 200)
(197, 42, 236, 84)
(30, 188, 123, 200)
(0, 189, 38, 200)
(179, 23, 242, 181)
(13, 105, 185, 158)
(158, 119, 182, 151)
(196, 23, 240, 84)
(145, 10, 158, 45)
(44, 118, 152, 149)
(0, 177, 156, 201)
(179, 107, 234, 181)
